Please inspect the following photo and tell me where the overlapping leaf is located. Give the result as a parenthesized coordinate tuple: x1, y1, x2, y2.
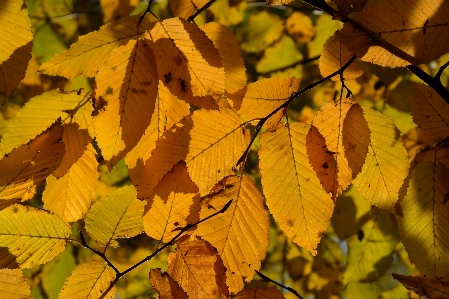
(167, 238, 228, 299)
(149, 269, 188, 299)
(42, 144, 98, 223)
(397, 162, 449, 279)
(331, 0, 367, 17)
(194, 175, 270, 294)
(234, 287, 285, 299)
(0, 0, 33, 97)
(94, 38, 158, 168)
(412, 83, 449, 144)
(259, 122, 334, 255)
(132, 109, 250, 198)
(0, 204, 71, 268)
(170, 0, 209, 19)
(39, 14, 153, 78)
(0, 126, 65, 200)
(353, 106, 409, 212)
(393, 273, 449, 299)
(0, 247, 19, 269)
(0, 269, 32, 299)
(143, 162, 200, 243)
(59, 261, 116, 299)
(85, 185, 144, 247)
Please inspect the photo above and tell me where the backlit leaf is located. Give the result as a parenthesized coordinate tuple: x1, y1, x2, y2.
(0, 269, 32, 299)
(353, 106, 409, 212)
(0, 90, 89, 158)
(39, 14, 153, 78)
(143, 162, 200, 243)
(100, 0, 139, 23)
(412, 82, 449, 144)
(148, 18, 224, 108)
(168, 237, 229, 299)
(308, 14, 342, 58)
(234, 287, 285, 299)
(0, 204, 71, 268)
(58, 261, 116, 299)
(392, 273, 449, 299)
(94, 38, 158, 168)
(397, 162, 449, 279)
(259, 122, 334, 255)
(43, 143, 98, 223)
(241, 11, 284, 53)
(170, 0, 209, 19)
(338, 0, 449, 66)
(85, 185, 145, 247)
(133, 109, 250, 197)
(149, 269, 188, 299)
(194, 175, 270, 294)
(0, 125, 64, 200)
(0, 0, 33, 97)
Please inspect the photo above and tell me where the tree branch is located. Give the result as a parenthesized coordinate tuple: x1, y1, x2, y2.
(79, 232, 120, 275)
(188, 0, 217, 22)
(407, 65, 449, 105)
(256, 270, 305, 299)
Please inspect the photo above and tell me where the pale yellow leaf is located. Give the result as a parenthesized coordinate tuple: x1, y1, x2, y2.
(94, 38, 158, 168)
(39, 14, 153, 78)
(194, 175, 270, 294)
(170, 0, 210, 19)
(412, 83, 449, 144)
(353, 106, 409, 212)
(85, 185, 145, 247)
(393, 273, 449, 299)
(100, 0, 139, 23)
(234, 287, 285, 299)
(0, 269, 32, 299)
(0, 204, 71, 268)
(259, 122, 334, 255)
(149, 269, 188, 299)
(168, 237, 229, 299)
(143, 162, 200, 243)
(397, 162, 449, 279)
(0, 0, 33, 97)
(59, 261, 116, 299)
(133, 109, 250, 198)
(43, 143, 98, 223)
(0, 126, 65, 201)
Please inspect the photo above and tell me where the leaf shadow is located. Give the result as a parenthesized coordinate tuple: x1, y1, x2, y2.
(0, 42, 33, 98)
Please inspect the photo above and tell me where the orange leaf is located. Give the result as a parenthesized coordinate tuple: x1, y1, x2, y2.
(0, 269, 32, 299)
(149, 269, 188, 299)
(234, 287, 285, 299)
(393, 273, 449, 299)
(170, 0, 210, 19)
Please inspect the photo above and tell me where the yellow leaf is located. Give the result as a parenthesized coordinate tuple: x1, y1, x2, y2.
(0, 126, 65, 200)
(148, 18, 224, 109)
(126, 80, 190, 168)
(330, 0, 367, 17)
(412, 83, 449, 144)
(143, 162, 200, 243)
(393, 273, 449, 299)
(100, 0, 139, 23)
(201, 22, 247, 95)
(133, 109, 250, 197)
(0, 0, 33, 97)
(266, 0, 293, 7)
(59, 261, 116, 299)
(72, 99, 95, 139)
(319, 34, 362, 81)
(94, 38, 158, 168)
(308, 14, 342, 58)
(286, 12, 315, 43)
(85, 185, 145, 247)
(194, 175, 270, 294)
(149, 269, 188, 299)
(0, 269, 32, 299)
(241, 11, 284, 53)
(168, 237, 229, 299)
(259, 122, 334, 255)
(256, 35, 303, 74)
(208, 0, 247, 27)
(338, 0, 449, 66)
(39, 14, 153, 78)
(397, 162, 449, 279)
(0, 204, 71, 268)
(234, 287, 285, 299)
(43, 143, 98, 223)
(170, 0, 209, 19)
(0, 90, 89, 158)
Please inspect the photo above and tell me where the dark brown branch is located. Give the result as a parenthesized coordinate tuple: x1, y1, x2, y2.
(256, 270, 305, 299)
(136, 0, 155, 33)
(188, 0, 217, 22)
(407, 65, 449, 105)
(79, 232, 120, 274)
(435, 60, 449, 81)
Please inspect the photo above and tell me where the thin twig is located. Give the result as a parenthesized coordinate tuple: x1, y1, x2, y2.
(256, 270, 305, 299)
(300, 0, 334, 15)
(136, 0, 155, 35)
(79, 232, 120, 274)
(188, 0, 217, 21)
(435, 60, 449, 81)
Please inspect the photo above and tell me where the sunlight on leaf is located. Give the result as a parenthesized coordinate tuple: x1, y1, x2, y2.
(149, 268, 188, 299)
(393, 273, 449, 299)
(234, 286, 285, 298)
(170, 0, 209, 19)
(0, 269, 32, 299)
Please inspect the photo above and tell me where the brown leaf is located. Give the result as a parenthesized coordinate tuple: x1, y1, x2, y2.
(149, 269, 188, 299)
(393, 273, 449, 299)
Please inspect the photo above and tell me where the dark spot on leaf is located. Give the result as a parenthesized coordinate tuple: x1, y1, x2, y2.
(322, 162, 329, 169)
(130, 88, 146, 94)
(105, 86, 113, 95)
(12, 207, 18, 213)
(218, 169, 220, 173)
(358, 230, 364, 241)
(287, 219, 294, 227)
(175, 55, 183, 66)
(373, 80, 384, 90)
(174, 222, 179, 226)
(164, 72, 172, 83)
(179, 79, 187, 92)
(443, 192, 449, 204)
(423, 19, 429, 35)
(141, 80, 152, 86)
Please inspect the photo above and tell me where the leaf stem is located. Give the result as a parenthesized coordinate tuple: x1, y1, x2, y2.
(255, 270, 305, 299)
(188, 0, 217, 21)
(79, 232, 120, 275)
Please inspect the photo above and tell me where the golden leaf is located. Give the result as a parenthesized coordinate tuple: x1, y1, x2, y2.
(234, 287, 285, 299)
(43, 144, 98, 223)
(149, 269, 188, 299)
(319, 34, 362, 81)
(0, 204, 71, 268)
(393, 273, 449, 299)
(133, 109, 250, 198)
(39, 14, 152, 78)
(259, 122, 334, 255)
(170, 0, 210, 19)
(412, 83, 449, 144)
(353, 106, 409, 212)
(0, 0, 33, 97)
(0, 126, 65, 201)
(85, 185, 145, 247)
(241, 11, 284, 53)
(0, 269, 32, 299)
(100, 0, 139, 23)
(168, 237, 229, 299)
(94, 38, 158, 168)
(286, 12, 315, 43)
(143, 162, 200, 243)
(59, 261, 116, 299)
(397, 162, 449, 279)
(194, 175, 270, 294)
(148, 18, 224, 109)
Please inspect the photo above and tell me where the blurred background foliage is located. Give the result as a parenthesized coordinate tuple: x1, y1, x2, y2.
(2, 0, 449, 298)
